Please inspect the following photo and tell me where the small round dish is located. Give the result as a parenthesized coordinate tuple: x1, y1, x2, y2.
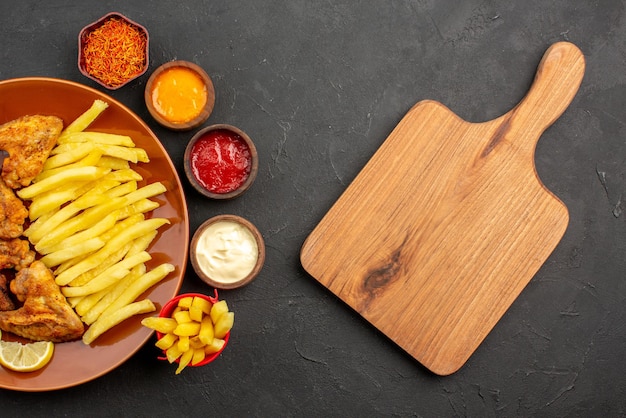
(144, 61, 215, 131)
(156, 292, 230, 367)
(184, 124, 258, 199)
(190, 215, 265, 289)
(78, 12, 149, 90)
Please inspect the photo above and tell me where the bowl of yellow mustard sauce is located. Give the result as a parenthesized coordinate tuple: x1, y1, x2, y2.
(144, 60, 215, 130)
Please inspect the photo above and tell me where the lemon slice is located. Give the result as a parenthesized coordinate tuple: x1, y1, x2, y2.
(0, 339, 54, 372)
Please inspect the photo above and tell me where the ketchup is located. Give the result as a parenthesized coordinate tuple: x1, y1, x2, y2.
(190, 129, 251, 194)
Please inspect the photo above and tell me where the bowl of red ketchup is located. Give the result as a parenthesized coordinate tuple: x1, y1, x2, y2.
(184, 124, 258, 199)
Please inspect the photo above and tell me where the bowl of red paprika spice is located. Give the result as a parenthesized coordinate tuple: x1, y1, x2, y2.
(184, 124, 258, 199)
(78, 12, 149, 90)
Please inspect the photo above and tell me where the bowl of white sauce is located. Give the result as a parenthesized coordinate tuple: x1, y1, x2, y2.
(190, 215, 265, 289)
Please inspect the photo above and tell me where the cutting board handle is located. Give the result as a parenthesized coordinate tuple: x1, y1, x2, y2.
(512, 42, 585, 136)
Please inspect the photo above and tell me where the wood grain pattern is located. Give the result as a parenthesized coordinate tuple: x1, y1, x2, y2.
(300, 42, 585, 375)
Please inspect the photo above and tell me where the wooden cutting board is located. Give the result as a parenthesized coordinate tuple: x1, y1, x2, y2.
(300, 42, 585, 375)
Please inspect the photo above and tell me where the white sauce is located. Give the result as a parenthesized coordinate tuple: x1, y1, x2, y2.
(195, 220, 258, 284)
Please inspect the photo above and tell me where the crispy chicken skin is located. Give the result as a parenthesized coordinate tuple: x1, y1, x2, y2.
(0, 274, 15, 311)
(0, 115, 63, 189)
(0, 176, 28, 239)
(0, 261, 84, 342)
(0, 238, 34, 271)
(0, 115, 84, 342)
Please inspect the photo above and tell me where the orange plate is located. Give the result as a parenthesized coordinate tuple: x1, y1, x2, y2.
(0, 77, 189, 391)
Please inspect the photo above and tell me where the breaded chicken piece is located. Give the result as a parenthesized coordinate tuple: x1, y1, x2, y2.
(0, 115, 63, 189)
(0, 238, 35, 271)
(0, 261, 84, 342)
(0, 176, 28, 239)
(0, 273, 16, 311)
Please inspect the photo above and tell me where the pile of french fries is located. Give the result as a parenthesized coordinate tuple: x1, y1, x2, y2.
(141, 295, 234, 374)
(17, 99, 174, 345)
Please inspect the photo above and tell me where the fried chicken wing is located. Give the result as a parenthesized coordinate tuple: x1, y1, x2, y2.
(0, 238, 34, 271)
(0, 261, 84, 342)
(0, 176, 28, 239)
(0, 115, 63, 189)
(0, 273, 16, 311)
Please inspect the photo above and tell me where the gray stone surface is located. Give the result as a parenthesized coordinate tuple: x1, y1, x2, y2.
(0, 1, 624, 416)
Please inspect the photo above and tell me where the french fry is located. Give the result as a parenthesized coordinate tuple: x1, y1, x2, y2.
(155, 332, 178, 350)
(116, 199, 160, 221)
(192, 296, 213, 315)
(35, 150, 103, 182)
(204, 338, 225, 355)
(44, 142, 96, 169)
(96, 156, 130, 170)
(141, 317, 177, 334)
(213, 312, 235, 339)
(77, 277, 133, 321)
(23, 211, 59, 243)
(61, 251, 151, 297)
(105, 168, 143, 182)
(75, 177, 123, 200)
(59, 99, 108, 138)
(176, 348, 194, 374)
(38, 183, 165, 247)
(173, 322, 201, 337)
(210, 300, 229, 324)
(28, 179, 121, 243)
(120, 182, 167, 206)
(54, 251, 90, 276)
(27, 182, 87, 221)
(48, 214, 139, 279)
(36, 212, 117, 255)
(133, 148, 150, 163)
(102, 180, 138, 200)
(126, 230, 158, 256)
(96, 144, 140, 163)
(82, 298, 156, 345)
(59, 131, 135, 147)
(189, 305, 203, 322)
(40, 237, 105, 268)
(34, 199, 137, 251)
(74, 262, 144, 317)
(173, 310, 191, 324)
(66, 295, 83, 309)
(17, 166, 110, 200)
(55, 218, 169, 286)
(49, 142, 91, 156)
(177, 336, 190, 353)
(29, 173, 127, 222)
(165, 343, 184, 363)
(28, 201, 84, 242)
(68, 242, 132, 288)
(189, 336, 205, 349)
(82, 263, 174, 324)
(97, 213, 145, 242)
(198, 315, 214, 345)
(73, 287, 109, 316)
(64, 275, 124, 299)
(177, 297, 194, 309)
(191, 348, 206, 366)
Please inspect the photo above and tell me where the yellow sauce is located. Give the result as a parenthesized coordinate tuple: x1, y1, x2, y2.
(150, 66, 207, 123)
(195, 220, 258, 284)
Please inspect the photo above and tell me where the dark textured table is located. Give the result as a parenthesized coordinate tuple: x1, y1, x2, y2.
(1, 1, 624, 416)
